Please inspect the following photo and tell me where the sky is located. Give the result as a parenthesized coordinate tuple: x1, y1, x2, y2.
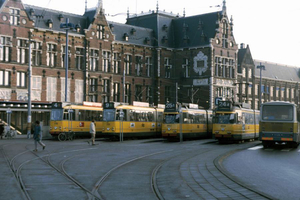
(22, 0, 300, 67)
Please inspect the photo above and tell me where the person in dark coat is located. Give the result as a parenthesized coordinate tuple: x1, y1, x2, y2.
(0, 120, 4, 139)
(33, 121, 46, 151)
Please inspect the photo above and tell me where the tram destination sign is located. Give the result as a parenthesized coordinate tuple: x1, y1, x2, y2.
(217, 101, 232, 111)
(52, 102, 62, 108)
(165, 102, 177, 112)
(103, 102, 115, 109)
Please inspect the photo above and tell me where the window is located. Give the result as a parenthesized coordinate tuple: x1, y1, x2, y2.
(89, 78, 98, 93)
(47, 44, 57, 67)
(113, 83, 120, 102)
(75, 48, 84, 70)
(102, 79, 110, 103)
(125, 83, 131, 103)
(60, 78, 70, 102)
(31, 41, 42, 66)
(135, 56, 143, 76)
(165, 86, 172, 102)
(97, 25, 104, 39)
(164, 57, 172, 78)
(47, 77, 57, 101)
(0, 36, 12, 62)
(62, 45, 71, 68)
(112, 53, 120, 74)
(17, 39, 29, 64)
(146, 86, 152, 102)
(103, 79, 110, 93)
(135, 85, 142, 101)
(124, 55, 132, 75)
(102, 51, 111, 72)
(17, 71, 26, 87)
(90, 49, 99, 71)
(75, 79, 83, 103)
(0, 71, 10, 86)
(9, 8, 20, 25)
(182, 58, 190, 78)
(145, 57, 152, 77)
(32, 76, 42, 101)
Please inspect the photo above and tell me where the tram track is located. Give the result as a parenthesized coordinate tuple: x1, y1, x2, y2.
(2, 142, 101, 200)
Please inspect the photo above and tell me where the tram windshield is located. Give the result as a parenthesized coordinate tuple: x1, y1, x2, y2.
(50, 109, 63, 121)
(164, 114, 180, 124)
(262, 105, 293, 121)
(214, 113, 236, 124)
(103, 109, 115, 121)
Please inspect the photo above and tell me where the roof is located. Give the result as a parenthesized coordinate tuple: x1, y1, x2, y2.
(254, 60, 300, 82)
(126, 10, 221, 48)
(172, 11, 220, 48)
(24, 4, 90, 34)
(108, 21, 154, 46)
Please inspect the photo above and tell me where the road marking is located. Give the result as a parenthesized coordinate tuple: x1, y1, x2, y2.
(248, 146, 263, 150)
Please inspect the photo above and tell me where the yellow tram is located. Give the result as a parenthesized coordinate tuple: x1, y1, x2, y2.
(213, 101, 260, 142)
(102, 101, 164, 139)
(162, 103, 213, 140)
(260, 101, 300, 148)
(49, 102, 103, 140)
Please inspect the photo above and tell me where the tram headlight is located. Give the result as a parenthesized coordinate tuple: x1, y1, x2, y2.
(54, 127, 57, 130)
(107, 128, 110, 131)
(168, 128, 171, 131)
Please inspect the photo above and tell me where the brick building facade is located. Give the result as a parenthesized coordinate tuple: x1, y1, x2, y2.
(0, 0, 299, 111)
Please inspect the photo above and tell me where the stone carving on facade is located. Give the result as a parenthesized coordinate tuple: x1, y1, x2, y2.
(193, 51, 208, 76)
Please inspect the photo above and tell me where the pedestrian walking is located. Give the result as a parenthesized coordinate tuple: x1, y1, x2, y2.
(0, 120, 4, 139)
(33, 121, 46, 151)
(88, 120, 96, 145)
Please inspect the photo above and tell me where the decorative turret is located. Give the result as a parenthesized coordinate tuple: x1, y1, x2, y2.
(222, 0, 226, 16)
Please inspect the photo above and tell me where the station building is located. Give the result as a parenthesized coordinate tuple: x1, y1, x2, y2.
(0, 0, 299, 133)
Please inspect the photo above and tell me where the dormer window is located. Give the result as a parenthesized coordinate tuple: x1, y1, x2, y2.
(58, 14, 64, 22)
(30, 8, 35, 16)
(162, 24, 168, 31)
(162, 36, 168, 44)
(131, 28, 136, 35)
(109, 24, 114, 32)
(75, 24, 81, 33)
(144, 37, 150, 45)
(47, 19, 53, 29)
(124, 33, 129, 41)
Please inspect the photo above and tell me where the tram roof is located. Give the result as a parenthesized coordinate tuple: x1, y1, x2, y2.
(63, 105, 103, 111)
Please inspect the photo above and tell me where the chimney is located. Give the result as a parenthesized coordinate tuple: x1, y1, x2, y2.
(240, 43, 244, 49)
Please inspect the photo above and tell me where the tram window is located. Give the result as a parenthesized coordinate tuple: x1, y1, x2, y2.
(50, 109, 63, 121)
(157, 112, 163, 122)
(183, 113, 189, 124)
(147, 112, 154, 121)
(164, 114, 177, 124)
(129, 110, 135, 121)
(103, 109, 115, 121)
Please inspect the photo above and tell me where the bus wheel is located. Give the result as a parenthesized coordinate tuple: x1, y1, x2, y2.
(58, 133, 66, 141)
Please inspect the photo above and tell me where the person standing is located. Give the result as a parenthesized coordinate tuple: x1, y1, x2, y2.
(88, 120, 96, 145)
(33, 121, 46, 151)
(0, 120, 4, 139)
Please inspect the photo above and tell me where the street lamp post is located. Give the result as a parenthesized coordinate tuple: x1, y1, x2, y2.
(60, 18, 75, 102)
(257, 63, 265, 108)
(27, 31, 32, 139)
